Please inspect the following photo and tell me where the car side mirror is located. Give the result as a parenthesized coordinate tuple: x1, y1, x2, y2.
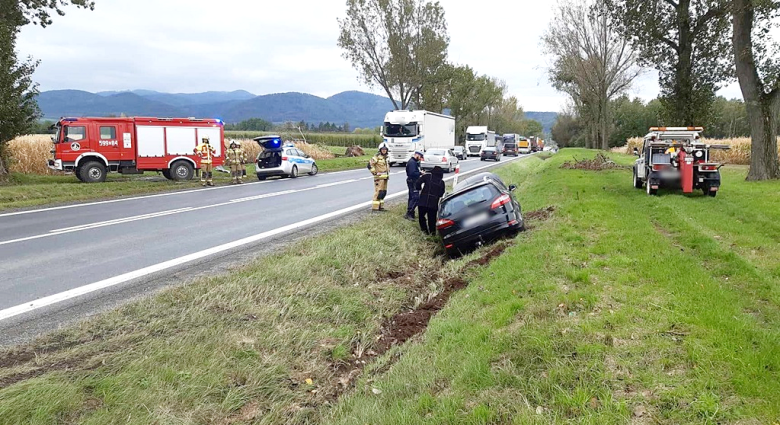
(633, 147, 639, 156)
(509, 184, 517, 192)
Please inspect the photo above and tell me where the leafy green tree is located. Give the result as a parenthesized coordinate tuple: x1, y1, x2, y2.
(226, 118, 273, 131)
(0, 0, 94, 178)
(609, 96, 663, 146)
(338, 0, 449, 110)
(732, 0, 780, 180)
(551, 111, 584, 148)
(602, 0, 732, 127)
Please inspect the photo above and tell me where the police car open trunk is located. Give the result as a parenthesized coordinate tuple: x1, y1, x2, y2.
(254, 136, 284, 169)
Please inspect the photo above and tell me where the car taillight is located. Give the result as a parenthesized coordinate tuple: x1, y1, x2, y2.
(441, 157, 447, 163)
(282, 156, 288, 161)
(491, 194, 511, 209)
(653, 164, 669, 171)
(436, 218, 455, 229)
(700, 165, 717, 171)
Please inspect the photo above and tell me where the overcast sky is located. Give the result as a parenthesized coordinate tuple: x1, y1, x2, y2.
(16, 0, 746, 112)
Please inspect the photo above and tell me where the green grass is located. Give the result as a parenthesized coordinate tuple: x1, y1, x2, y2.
(325, 150, 780, 424)
(2, 150, 778, 424)
(0, 205, 486, 424)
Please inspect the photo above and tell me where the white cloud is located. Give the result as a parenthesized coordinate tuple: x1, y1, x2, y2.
(14, 0, 762, 113)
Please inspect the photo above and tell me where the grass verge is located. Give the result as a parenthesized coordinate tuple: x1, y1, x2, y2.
(0, 199, 508, 424)
(326, 149, 780, 424)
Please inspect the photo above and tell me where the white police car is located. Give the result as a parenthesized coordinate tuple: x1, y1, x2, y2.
(254, 136, 318, 180)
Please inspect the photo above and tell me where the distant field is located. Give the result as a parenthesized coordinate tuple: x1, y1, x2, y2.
(618, 137, 780, 165)
(225, 131, 383, 148)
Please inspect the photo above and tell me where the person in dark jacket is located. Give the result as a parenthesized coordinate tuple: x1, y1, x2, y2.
(404, 151, 424, 220)
(415, 166, 446, 235)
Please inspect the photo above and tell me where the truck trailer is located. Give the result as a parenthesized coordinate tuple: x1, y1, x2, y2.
(48, 117, 224, 183)
(465, 126, 497, 157)
(382, 110, 456, 166)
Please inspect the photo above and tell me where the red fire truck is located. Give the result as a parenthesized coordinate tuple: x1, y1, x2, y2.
(47, 117, 224, 183)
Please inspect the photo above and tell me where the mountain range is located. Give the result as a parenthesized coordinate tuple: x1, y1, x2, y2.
(36, 89, 558, 133)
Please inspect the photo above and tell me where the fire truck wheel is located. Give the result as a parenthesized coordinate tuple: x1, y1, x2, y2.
(170, 161, 194, 181)
(162, 169, 172, 180)
(74, 166, 85, 182)
(289, 165, 299, 178)
(80, 161, 107, 183)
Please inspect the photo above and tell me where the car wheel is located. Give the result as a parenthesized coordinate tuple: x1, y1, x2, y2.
(308, 163, 318, 176)
(79, 161, 107, 183)
(290, 165, 299, 178)
(708, 190, 717, 197)
(170, 160, 194, 181)
(633, 168, 643, 189)
(257, 175, 266, 181)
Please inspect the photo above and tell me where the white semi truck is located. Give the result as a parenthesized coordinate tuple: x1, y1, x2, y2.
(465, 126, 497, 157)
(382, 110, 456, 166)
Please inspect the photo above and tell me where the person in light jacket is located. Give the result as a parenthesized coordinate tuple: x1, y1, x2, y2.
(415, 166, 445, 235)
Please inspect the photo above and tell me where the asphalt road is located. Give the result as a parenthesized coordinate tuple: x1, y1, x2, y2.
(0, 154, 530, 342)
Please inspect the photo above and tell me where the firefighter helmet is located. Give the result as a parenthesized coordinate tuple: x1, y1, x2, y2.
(234, 140, 241, 147)
(202, 135, 211, 144)
(229, 139, 237, 148)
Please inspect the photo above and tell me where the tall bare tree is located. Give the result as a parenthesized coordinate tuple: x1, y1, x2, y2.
(732, 0, 780, 180)
(544, 0, 641, 150)
(337, 0, 449, 110)
(602, 0, 731, 127)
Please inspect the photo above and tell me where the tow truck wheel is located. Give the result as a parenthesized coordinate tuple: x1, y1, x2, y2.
(646, 180, 658, 196)
(633, 168, 643, 189)
(79, 161, 107, 183)
(289, 165, 299, 178)
(169, 160, 194, 181)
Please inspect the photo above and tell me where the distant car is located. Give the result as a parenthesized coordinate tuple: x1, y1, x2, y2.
(254, 136, 318, 180)
(480, 146, 502, 161)
(503, 142, 518, 156)
(421, 148, 459, 173)
(452, 146, 467, 160)
(436, 172, 524, 257)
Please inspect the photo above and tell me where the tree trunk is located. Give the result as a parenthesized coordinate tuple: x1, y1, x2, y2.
(732, 0, 780, 181)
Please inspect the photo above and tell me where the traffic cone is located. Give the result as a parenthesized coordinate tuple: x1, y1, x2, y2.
(453, 163, 461, 187)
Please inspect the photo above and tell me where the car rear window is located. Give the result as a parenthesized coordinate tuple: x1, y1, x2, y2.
(426, 149, 446, 156)
(440, 184, 500, 218)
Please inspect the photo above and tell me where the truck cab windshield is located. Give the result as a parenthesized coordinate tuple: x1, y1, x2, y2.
(467, 134, 486, 141)
(384, 123, 418, 137)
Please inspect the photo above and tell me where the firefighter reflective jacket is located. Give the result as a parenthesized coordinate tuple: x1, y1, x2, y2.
(369, 154, 389, 179)
(194, 143, 216, 164)
(224, 148, 246, 166)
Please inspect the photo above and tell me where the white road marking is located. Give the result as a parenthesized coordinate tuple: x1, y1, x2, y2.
(0, 155, 526, 322)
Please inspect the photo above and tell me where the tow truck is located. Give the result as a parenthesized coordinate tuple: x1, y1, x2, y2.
(632, 127, 729, 197)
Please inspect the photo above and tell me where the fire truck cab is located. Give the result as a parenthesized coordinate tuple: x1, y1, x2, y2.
(48, 117, 224, 183)
(632, 127, 729, 197)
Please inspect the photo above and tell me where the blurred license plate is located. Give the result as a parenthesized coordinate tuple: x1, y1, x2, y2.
(462, 213, 489, 227)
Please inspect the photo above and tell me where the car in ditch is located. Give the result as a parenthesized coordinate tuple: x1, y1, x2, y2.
(421, 148, 459, 173)
(254, 136, 318, 180)
(436, 172, 524, 257)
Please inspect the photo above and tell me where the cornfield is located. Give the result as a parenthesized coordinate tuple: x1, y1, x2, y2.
(620, 137, 780, 165)
(225, 131, 383, 148)
(6, 135, 55, 175)
(4, 135, 338, 176)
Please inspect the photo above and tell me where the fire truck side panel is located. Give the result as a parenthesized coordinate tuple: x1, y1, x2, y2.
(166, 127, 198, 155)
(197, 127, 223, 158)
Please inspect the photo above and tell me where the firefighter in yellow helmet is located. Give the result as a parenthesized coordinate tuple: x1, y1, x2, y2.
(194, 135, 216, 186)
(369, 144, 390, 211)
(224, 139, 247, 184)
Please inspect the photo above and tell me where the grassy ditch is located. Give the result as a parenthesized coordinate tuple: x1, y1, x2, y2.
(0, 198, 515, 424)
(327, 150, 780, 424)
